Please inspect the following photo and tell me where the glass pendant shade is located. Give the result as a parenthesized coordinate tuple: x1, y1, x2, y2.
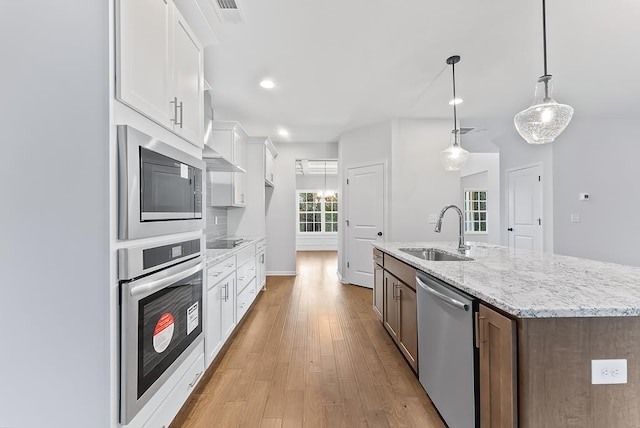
(440, 131, 469, 171)
(514, 76, 574, 144)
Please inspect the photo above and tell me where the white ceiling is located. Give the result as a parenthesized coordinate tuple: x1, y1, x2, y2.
(204, 0, 640, 144)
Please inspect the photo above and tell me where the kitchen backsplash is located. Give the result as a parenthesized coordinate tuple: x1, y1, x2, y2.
(205, 207, 227, 240)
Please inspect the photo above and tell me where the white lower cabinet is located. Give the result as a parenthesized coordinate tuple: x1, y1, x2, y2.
(256, 239, 267, 289)
(143, 351, 204, 428)
(204, 243, 263, 369)
(220, 274, 236, 340)
(237, 278, 257, 322)
(205, 256, 236, 367)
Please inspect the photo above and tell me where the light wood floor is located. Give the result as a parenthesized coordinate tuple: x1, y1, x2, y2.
(171, 251, 445, 428)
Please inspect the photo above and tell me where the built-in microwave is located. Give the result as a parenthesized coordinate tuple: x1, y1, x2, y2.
(118, 125, 204, 240)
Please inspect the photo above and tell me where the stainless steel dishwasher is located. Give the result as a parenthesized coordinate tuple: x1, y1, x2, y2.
(417, 271, 479, 428)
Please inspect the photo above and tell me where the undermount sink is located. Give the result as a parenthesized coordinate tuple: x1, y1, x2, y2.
(399, 248, 473, 262)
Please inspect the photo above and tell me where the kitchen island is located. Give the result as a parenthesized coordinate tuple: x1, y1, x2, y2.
(374, 241, 640, 428)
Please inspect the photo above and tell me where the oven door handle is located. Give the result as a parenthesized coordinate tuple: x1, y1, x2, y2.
(130, 258, 204, 298)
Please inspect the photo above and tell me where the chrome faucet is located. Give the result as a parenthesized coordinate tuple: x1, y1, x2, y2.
(434, 204, 468, 253)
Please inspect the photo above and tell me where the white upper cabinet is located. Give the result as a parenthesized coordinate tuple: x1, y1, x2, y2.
(117, 0, 204, 148)
(264, 138, 278, 187)
(172, 11, 203, 145)
(208, 122, 248, 207)
(117, 0, 173, 126)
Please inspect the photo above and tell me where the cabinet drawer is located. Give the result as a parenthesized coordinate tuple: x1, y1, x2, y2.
(373, 248, 383, 266)
(207, 256, 236, 288)
(236, 258, 257, 294)
(385, 255, 416, 290)
(256, 239, 266, 253)
(143, 351, 204, 428)
(236, 244, 256, 267)
(237, 278, 257, 321)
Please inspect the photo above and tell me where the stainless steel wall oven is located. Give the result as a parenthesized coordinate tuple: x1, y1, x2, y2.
(119, 237, 204, 424)
(118, 125, 204, 240)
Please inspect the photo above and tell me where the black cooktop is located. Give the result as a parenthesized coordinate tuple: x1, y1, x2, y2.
(206, 239, 244, 250)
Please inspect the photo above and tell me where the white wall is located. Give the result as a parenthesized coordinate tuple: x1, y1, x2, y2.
(266, 142, 338, 274)
(466, 119, 554, 252)
(460, 153, 501, 244)
(338, 121, 393, 280)
(553, 118, 640, 266)
(390, 119, 461, 243)
(296, 174, 338, 190)
(0, 2, 111, 427)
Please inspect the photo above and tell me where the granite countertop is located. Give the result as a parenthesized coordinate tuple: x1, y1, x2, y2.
(374, 241, 640, 318)
(206, 236, 265, 265)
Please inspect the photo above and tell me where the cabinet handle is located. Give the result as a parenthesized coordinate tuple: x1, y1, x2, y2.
(211, 271, 222, 277)
(224, 283, 228, 301)
(226, 264, 234, 268)
(177, 101, 183, 128)
(189, 371, 203, 388)
(238, 276, 246, 281)
(475, 313, 486, 348)
(170, 97, 178, 125)
(261, 254, 265, 263)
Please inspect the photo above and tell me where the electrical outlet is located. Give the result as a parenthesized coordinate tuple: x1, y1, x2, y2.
(428, 214, 438, 224)
(592, 359, 627, 384)
(571, 213, 581, 223)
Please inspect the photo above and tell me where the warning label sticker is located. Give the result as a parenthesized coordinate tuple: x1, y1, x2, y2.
(187, 302, 199, 335)
(153, 313, 175, 353)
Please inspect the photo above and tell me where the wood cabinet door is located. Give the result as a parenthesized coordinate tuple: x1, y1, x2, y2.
(383, 271, 399, 341)
(172, 8, 203, 146)
(479, 304, 517, 428)
(373, 264, 384, 321)
(398, 283, 418, 372)
(117, 0, 172, 126)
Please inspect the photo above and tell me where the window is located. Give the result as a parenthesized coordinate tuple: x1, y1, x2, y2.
(298, 191, 338, 233)
(464, 190, 487, 233)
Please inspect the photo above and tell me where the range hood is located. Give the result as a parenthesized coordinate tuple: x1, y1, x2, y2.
(202, 91, 245, 172)
(202, 147, 246, 172)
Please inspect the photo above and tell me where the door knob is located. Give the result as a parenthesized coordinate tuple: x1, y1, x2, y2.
(508, 228, 513, 231)
(377, 232, 383, 236)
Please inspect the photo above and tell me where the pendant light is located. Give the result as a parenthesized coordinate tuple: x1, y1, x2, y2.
(440, 55, 469, 171)
(514, 0, 574, 144)
(322, 161, 335, 200)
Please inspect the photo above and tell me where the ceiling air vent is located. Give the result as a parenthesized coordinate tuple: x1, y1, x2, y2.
(459, 127, 476, 135)
(215, 0, 244, 23)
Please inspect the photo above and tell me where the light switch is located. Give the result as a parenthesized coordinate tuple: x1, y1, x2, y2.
(571, 213, 581, 223)
(428, 214, 438, 224)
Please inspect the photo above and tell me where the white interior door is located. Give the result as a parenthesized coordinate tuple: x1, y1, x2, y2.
(346, 164, 384, 288)
(507, 165, 543, 251)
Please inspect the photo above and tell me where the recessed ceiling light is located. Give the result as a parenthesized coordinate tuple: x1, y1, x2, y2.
(449, 98, 463, 105)
(278, 129, 289, 137)
(260, 79, 275, 89)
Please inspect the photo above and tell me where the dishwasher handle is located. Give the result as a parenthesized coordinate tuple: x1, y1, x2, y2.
(417, 277, 469, 312)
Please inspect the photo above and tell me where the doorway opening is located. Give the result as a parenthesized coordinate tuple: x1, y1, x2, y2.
(295, 159, 338, 251)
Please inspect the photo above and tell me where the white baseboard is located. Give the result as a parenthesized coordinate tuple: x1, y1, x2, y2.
(336, 270, 349, 284)
(266, 271, 297, 276)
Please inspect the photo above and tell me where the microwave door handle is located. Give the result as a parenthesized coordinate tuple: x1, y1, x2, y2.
(130, 260, 204, 298)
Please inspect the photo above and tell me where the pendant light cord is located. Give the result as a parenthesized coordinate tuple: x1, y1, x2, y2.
(542, 0, 548, 77)
(541, 0, 551, 98)
(452, 61, 458, 133)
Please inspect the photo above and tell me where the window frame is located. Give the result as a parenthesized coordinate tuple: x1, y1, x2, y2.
(463, 188, 488, 235)
(296, 189, 339, 234)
